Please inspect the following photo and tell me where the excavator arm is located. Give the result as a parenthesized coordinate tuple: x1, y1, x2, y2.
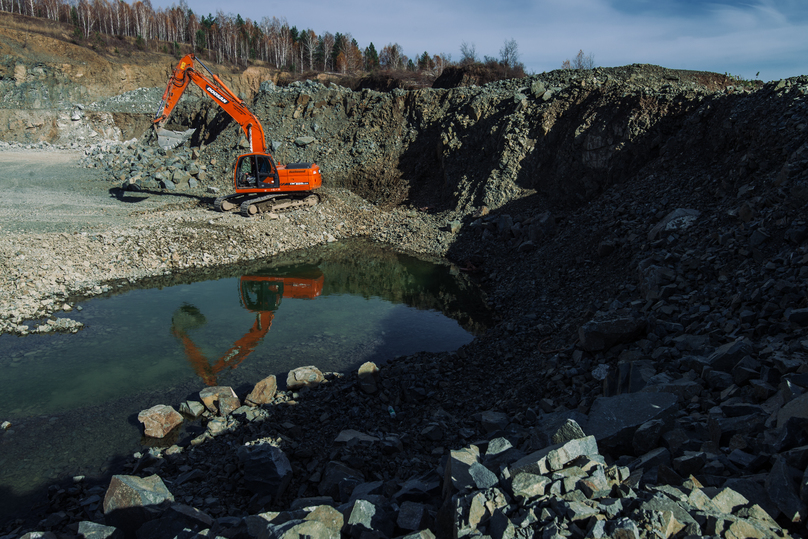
(154, 53, 267, 154)
(172, 311, 273, 386)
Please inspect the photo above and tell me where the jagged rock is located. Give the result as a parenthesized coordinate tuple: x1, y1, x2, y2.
(345, 498, 394, 539)
(551, 418, 587, 444)
(263, 519, 331, 539)
(135, 503, 213, 539)
(245, 374, 278, 406)
(286, 365, 324, 390)
(477, 410, 509, 433)
(765, 456, 807, 523)
(318, 461, 364, 501)
(237, 443, 292, 499)
(77, 521, 123, 539)
(587, 392, 678, 454)
(198, 386, 238, 414)
(217, 395, 241, 416)
(707, 338, 753, 372)
(632, 419, 665, 455)
(508, 472, 550, 501)
(578, 314, 646, 351)
(357, 361, 380, 394)
(137, 405, 182, 438)
(397, 501, 430, 532)
(444, 446, 482, 493)
(178, 400, 205, 418)
(647, 208, 700, 241)
(334, 429, 379, 444)
(778, 392, 808, 428)
(509, 436, 599, 476)
(102, 474, 174, 532)
(482, 437, 524, 470)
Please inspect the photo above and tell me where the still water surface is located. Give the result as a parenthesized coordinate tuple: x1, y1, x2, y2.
(0, 240, 489, 520)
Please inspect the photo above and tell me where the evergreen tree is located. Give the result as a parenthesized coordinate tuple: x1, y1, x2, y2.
(364, 42, 379, 71)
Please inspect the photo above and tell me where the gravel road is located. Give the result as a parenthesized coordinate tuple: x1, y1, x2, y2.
(0, 150, 170, 234)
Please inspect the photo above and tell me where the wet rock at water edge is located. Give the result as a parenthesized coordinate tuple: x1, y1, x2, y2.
(136, 405, 183, 438)
(357, 361, 380, 394)
(245, 374, 278, 406)
(198, 386, 238, 414)
(286, 365, 325, 390)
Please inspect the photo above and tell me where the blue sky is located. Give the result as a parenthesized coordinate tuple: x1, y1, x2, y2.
(165, 0, 806, 81)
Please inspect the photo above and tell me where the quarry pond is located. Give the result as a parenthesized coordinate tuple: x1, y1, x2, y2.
(0, 239, 490, 520)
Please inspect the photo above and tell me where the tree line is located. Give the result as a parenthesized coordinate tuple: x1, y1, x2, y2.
(0, 0, 464, 76)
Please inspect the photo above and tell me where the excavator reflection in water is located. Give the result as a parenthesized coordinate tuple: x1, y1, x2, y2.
(170, 266, 324, 386)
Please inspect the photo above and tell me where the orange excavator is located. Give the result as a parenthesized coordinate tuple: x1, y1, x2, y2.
(171, 266, 325, 386)
(154, 54, 322, 216)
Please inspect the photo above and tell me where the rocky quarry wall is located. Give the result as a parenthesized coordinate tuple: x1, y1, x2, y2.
(5, 30, 808, 538)
(69, 64, 807, 220)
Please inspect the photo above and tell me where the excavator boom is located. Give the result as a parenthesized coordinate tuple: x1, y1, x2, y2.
(154, 54, 321, 217)
(154, 54, 267, 154)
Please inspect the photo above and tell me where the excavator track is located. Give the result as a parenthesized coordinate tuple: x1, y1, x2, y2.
(239, 193, 320, 217)
(213, 193, 250, 211)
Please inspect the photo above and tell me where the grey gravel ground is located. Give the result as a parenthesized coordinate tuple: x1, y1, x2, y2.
(0, 148, 453, 336)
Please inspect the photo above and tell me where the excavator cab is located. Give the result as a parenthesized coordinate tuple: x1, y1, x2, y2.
(170, 266, 325, 386)
(240, 279, 283, 312)
(236, 154, 280, 189)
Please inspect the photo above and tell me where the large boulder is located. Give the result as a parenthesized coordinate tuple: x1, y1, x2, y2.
(245, 374, 278, 406)
(578, 314, 646, 352)
(102, 475, 174, 535)
(286, 365, 325, 390)
(586, 392, 679, 455)
(237, 443, 292, 499)
(137, 405, 182, 438)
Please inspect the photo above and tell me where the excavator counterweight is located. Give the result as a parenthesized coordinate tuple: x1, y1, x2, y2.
(154, 54, 322, 216)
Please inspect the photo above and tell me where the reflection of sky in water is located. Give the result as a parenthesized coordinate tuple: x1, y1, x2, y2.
(0, 263, 480, 419)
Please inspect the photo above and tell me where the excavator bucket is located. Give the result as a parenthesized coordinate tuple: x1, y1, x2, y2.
(155, 128, 196, 150)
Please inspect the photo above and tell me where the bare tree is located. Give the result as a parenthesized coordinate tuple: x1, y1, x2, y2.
(380, 42, 403, 70)
(459, 41, 477, 64)
(300, 29, 317, 71)
(499, 38, 520, 68)
(320, 31, 334, 71)
(563, 49, 595, 70)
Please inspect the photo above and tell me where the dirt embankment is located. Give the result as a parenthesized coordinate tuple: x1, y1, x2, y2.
(0, 13, 277, 144)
